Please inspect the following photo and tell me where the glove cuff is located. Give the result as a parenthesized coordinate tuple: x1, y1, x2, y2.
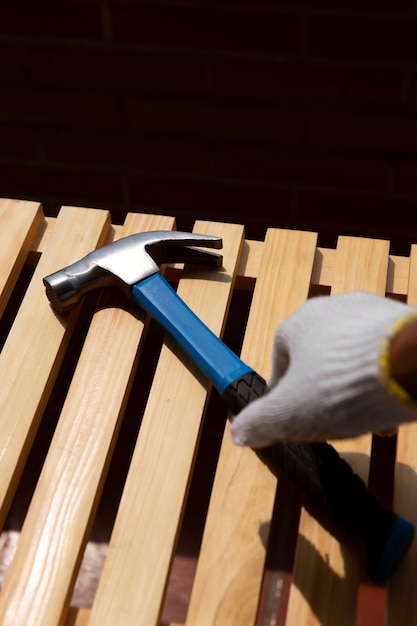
(380, 313, 417, 409)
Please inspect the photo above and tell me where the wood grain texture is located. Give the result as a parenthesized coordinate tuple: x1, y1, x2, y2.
(0, 206, 111, 530)
(0, 199, 43, 317)
(88, 221, 245, 626)
(0, 213, 175, 626)
(387, 243, 417, 626)
(185, 229, 318, 626)
(65, 607, 91, 626)
(286, 235, 390, 626)
(29, 218, 411, 297)
(2, 203, 415, 625)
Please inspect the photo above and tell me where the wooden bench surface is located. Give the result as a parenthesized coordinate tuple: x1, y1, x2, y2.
(0, 198, 416, 625)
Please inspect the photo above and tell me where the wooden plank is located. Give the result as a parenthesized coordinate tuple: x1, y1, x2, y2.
(29, 223, 411, 298)
(286, 235, 390, 626)
(2, 206, 411, 624)
(0, 199, 43, 317)
(331, 236, 389, 295)
(0, 206, 111, 528)
(88, 221, 245, 626)
(65, 607, 91, 626)
(408, 245, 417, 303)
(0, 213, 175, 626)
(185, 229, 318, 626)
(387, 243, 417, 626)
(386, 255, 409, 297)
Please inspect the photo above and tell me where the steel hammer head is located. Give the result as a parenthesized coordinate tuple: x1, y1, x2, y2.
(43, 230, 223, 314)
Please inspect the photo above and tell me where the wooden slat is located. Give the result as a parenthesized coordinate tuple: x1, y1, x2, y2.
(0, 214, 175, 625)
(1, 200, 415, 625)
(87, 221, 245, 626)
(386, 255, 410, 297)
(387, 243, 417, 626)
(286, 235, 390, 626)
(0, 206, 111, 530)
(66, 607, 91, 626)
(185, 229, 318, 626)
(227, 243, 408, 296)
(0, 199, 43, 317)
(29, 220, 411, 297)
(0, 215, 174, 626)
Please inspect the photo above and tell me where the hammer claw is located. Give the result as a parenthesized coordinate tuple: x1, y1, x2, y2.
(161, 245, 223, 267)
(145, 231, 222, 266)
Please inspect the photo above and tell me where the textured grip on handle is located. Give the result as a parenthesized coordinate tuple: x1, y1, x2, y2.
(223, 372, 414, 584)
(257, 441, 413, 584)
(222, 370, 266, 414)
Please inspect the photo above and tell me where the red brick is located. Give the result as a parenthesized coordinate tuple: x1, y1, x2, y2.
(308, 15, 417, 61)
(211, 58, 403, 106)
(0, 3, 102, 40)
(406, 72, 417, 106)
(310, 0, 409, 6)
(39, 129, 212, 175)
(0, 43, 25, 83)
(393, 160, 417, 195)
(0, 124, 44, 160)
(308, 111, 417, 153)
(0, 162, 124, 207)
(128, 175, 292, 228)
(209, 0, 410, 7)
(0, 86, 120, 129)
(213, 145, 389, 192)
(297, 191, 417, 235)
(110, 5, 300, 54)
(126, 98, 302, 145)
(28, 45, 208, 95)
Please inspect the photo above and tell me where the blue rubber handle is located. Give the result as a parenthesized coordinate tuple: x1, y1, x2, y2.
(131, 273, 253, 394)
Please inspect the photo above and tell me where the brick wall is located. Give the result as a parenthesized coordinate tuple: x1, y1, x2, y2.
(1, 1, 417, 252)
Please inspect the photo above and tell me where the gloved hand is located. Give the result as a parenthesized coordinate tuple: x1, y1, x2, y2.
(230, 291, 417, 447)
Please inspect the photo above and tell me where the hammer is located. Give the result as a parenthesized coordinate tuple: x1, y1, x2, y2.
(43, 230, 414, 584)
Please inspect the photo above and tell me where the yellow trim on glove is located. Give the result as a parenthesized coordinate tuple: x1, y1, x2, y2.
(380, 314, 417, 409)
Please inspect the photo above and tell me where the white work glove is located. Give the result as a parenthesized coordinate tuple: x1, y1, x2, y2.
(231, 291, 417, 447)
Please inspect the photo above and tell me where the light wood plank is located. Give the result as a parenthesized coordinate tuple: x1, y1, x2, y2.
(0, 207, 110, 526)
(0, 214, 175, 626)
(387, 243, 417, 626)
(66, 607, 91, 626)
(386, 255, 409, 297)
(88, 221, 245, 626)
(29, 223, 411, 298)
(0, 199, 43, 317)
(286, 235, 390, 626)
(185, 229, 318, 626)
(2, 205, 412, 624)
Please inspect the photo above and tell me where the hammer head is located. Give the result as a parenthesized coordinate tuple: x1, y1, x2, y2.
(43, 230, 223, 314)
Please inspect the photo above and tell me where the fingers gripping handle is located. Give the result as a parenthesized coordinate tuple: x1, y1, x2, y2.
(223, 372, 414, 583)
(131, 273, 414, 583)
